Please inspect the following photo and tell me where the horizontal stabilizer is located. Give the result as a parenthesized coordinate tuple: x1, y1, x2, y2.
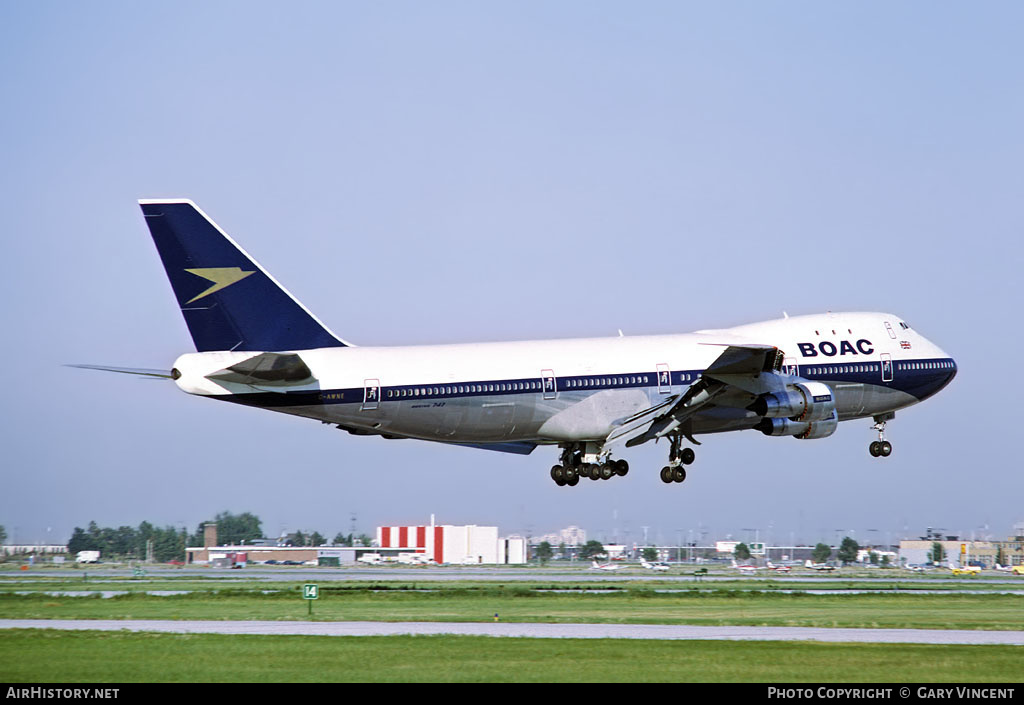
(205, 352, 315, 387)
(66, 364, 175, 380)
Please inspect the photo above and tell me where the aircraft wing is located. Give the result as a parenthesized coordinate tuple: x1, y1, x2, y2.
(440, 441, 537, 455)
(606, 344, 783, 449)
(699, 343, 784, 394)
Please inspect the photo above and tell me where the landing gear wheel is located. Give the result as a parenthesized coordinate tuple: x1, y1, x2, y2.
(614, 459, 629, 477)
(550, 465, 566, 486)
(680, 447, 695, 465)
(870, 414, 894, 460)
(600, 463, 615, 480)
(586, 464, 600, 481)
(672, 466, 687, 483)
(565, 468, 580, 486)
(660, 466, 673, 484)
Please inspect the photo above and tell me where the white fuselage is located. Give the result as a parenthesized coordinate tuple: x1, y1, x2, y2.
(170, 312, 956, 448)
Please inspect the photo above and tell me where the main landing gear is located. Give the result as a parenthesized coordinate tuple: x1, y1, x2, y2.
(660, 433, 696, 484)
(550, 443, 629, 487)
(550, 435, 698, 487)
(869, 413, 894, 458)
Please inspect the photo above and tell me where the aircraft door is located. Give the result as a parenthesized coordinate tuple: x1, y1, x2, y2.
(783, 356, 798, 377)
(541, 369, 557, 400)
(656, 363, 671, 394)
(362, 379, 380, 410)
(880, 354, 893, 383)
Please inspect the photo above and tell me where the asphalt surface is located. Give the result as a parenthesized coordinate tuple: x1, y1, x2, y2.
(22, 565, 1024, 586)
(3, 619, 1024, 645)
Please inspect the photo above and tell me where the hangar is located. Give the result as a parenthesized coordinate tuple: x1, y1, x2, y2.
(185, 518, 526, 566)
(376, 521, 527, 565)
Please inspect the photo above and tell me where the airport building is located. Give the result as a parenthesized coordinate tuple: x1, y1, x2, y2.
(898, 540, 995, 568)
(185, 519, 526, 566)
(534, 526, 587, 548)
(376, 522, 527, 564)
(1, 544, 67, 557)
(898, 524, 1024, 568)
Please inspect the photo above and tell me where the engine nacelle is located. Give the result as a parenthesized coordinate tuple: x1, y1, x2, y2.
(755, 409, 838, 439)
(749, 381, 835, 422)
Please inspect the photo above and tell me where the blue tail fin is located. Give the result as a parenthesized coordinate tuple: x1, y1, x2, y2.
(139, 199, 349, 352)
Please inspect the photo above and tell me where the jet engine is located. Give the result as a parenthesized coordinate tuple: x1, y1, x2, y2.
(748, 381, 835, 422)
(754, 409, 838, 439)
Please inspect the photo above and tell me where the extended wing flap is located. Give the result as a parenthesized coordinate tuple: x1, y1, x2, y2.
(609, 344, 784, 448)
(605, 396, 678, 448)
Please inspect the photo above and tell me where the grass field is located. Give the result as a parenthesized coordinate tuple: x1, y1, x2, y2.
(2, 568, 1021, 682)
(2, 586, 1023, 631)
(2, 629, 1021, 682)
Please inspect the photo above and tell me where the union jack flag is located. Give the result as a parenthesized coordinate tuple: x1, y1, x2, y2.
(900, 341, 912, 349)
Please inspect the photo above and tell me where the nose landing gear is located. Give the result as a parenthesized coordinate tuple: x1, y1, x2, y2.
(869, 413, 894, 458)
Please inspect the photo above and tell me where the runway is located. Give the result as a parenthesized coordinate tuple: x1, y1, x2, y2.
(3, 619, 1023, 645)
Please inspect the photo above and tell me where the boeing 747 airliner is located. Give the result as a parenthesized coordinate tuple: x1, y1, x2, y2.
(76, 200, 958, 487)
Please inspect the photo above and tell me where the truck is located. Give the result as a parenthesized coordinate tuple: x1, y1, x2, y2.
(210, 551, 247, 569)
(76, 551, 100, 564)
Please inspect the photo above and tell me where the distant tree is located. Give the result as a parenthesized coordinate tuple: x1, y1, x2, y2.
(837, 537, 860, 565)
(355, 534, 373, 547)
(558, 542, 567, 559)
(67, 527, 96, 554)
(642, 547, 659, 562)
(0, 525, 6, 544)
(812, 543, 832, 564)
(869, 551, 880, 565)
(333, 532, 352, 546)
(880, 554, 891, 568)
(112, 526, 138, 557)
(579, 540, 605, 560)
(87, 521, 102, 546)
(930, 542, 946, 565)
(535, 541, 553, 564)
(150, 526, 185, 562)
(309, 532, 326, 547)
(996, 545, 1007, 566)
(734, 543, 751, 561)
(212, 511, 263, 545)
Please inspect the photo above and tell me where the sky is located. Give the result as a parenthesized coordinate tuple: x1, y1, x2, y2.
(2, 2, 1021, 549)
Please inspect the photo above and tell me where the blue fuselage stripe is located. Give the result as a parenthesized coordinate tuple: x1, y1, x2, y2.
(220, 357, 958, 409)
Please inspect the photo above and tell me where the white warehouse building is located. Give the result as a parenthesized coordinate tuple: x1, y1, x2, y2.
(376, 520, 526, 565)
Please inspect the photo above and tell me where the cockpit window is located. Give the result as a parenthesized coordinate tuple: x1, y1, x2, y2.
(900, 322, 911, 330)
